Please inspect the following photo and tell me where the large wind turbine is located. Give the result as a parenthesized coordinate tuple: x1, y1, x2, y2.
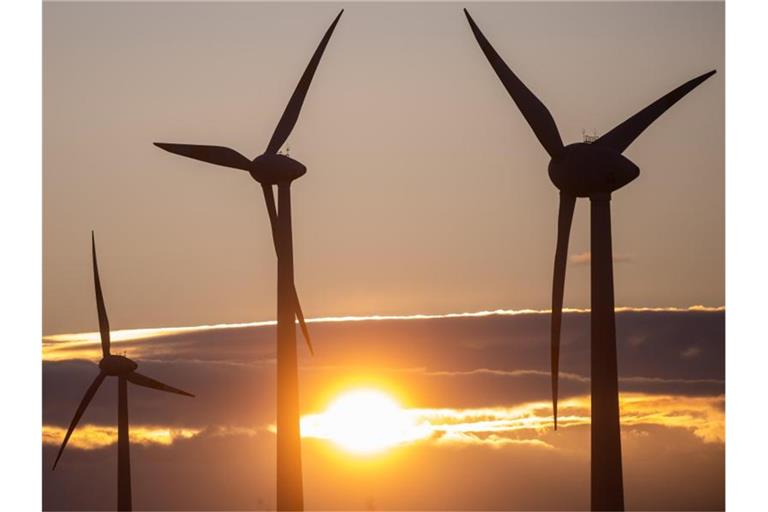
(464, 9, 715, 511)
(153, 10, 343, 511)
(52, 232, 194, 511)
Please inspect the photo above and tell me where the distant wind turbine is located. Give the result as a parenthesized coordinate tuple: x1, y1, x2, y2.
(52, 232, 194, 512)
(464, 9, 715, 511)
(153, 10, 343, 511)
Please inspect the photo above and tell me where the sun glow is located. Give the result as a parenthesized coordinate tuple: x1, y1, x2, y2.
(299, 391, 724, 453)
(301, 389, 431, 454)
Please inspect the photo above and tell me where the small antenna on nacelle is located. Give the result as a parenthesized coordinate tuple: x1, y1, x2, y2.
(582, 128, 599, 144)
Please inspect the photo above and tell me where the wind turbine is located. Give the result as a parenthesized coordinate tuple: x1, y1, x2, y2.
(52, 232, 194, 512)
(153, 10, 343, 511)
(464, 9, 715, 511)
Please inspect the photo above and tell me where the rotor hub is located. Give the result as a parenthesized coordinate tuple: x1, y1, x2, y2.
(99, 354, 138, 376)
(250, 153, 307, 185)
(548, 143, 639, 197)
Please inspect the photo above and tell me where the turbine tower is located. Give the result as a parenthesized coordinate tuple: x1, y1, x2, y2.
(464, 9, 715, 511)
(153, 10, 343, 511)
(52, 232, 194, 511)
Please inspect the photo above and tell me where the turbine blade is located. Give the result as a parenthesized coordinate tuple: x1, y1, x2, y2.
(464, 9, 564, 157)
(595, 70, 716, 153)
(153, 143, 253, 171)
(126, 371, 195, 397)
(91, 232, 111, 357)
(260, 184, 314, 355)
(265, 10, 344, 154)
(551, 193, 576, 430)
(52, 371, 107, 470)
(261, 184, 280, 245)
(293, 285, 314, 355)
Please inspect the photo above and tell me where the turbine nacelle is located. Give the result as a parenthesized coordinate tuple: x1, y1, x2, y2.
(99, 354, 139, 376)
(548, 143, 639, 197)
(250, 153, 307, 185)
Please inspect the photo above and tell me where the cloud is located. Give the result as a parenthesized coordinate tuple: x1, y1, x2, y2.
(407, 393, 724, 446)
(42, 309, 725, 510)
(570, 251, 633, 265)
(681, 346, 702, 359)
(43, 424, 200, 450)
(420, 368, 589, 381)
(43, 413, 725, 511)
(42, 306, 724, 362)
(433, 433, 553, 449)
(47, 392, 723, 457)
(42, 309, 726, 432)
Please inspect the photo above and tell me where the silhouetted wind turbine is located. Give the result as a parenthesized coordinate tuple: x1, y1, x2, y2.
(153, 10, 343, 511)
(464, 9, 715, 511)
(52, 232, 194, 512)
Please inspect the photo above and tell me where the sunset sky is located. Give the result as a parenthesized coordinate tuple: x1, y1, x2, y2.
(42, 1, 724, 511)
(43, 308, 724, 510)
(43, 1, 723, 335)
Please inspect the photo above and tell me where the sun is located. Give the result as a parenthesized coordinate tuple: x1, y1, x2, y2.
(301, 389, 430, 454)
